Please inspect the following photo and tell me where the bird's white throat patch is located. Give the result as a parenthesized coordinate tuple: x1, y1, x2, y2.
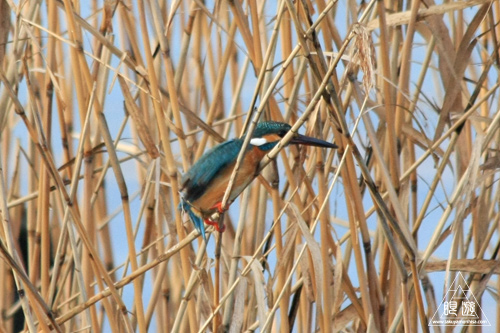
(250, 138, 268, 146)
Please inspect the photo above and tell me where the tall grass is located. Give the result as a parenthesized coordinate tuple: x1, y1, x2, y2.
(0, 0, 499, 332)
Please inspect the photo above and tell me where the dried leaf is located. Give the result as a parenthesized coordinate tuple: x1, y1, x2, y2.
(332, 244, 344, 313)
(243, 256, 269, 331)
(229, 278, 247, 333)
(287, 204, 324, 315)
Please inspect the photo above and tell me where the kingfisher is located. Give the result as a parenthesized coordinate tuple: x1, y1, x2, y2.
(180, 121, 337, 240)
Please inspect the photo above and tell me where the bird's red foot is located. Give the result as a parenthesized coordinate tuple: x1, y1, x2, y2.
(210, 202, 229, 214)
(204, 202, 229, 233)
(204, 218, 226, 233)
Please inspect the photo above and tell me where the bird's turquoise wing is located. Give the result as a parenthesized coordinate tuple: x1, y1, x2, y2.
(181, 139, 243, 202)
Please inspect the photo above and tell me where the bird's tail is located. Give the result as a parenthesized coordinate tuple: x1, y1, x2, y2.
(179, 199, 206, 240)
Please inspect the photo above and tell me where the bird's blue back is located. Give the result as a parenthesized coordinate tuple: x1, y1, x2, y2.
(181, 138, 244, 203)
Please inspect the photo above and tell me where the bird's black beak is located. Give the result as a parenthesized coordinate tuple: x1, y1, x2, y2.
(290, 134, 338, 148)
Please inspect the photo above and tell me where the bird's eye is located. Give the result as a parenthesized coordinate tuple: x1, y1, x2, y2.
(278, 130, 288, 137)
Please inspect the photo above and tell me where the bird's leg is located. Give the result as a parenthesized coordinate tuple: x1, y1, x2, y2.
(211, 201, 229, 214)
(204, 202, 229, 233)
(204, 218, 226, 232)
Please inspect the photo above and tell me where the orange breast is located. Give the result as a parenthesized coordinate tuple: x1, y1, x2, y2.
(191, 146, 267, 216)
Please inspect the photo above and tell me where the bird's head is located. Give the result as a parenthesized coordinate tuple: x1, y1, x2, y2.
(248, 121, 338, 151)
